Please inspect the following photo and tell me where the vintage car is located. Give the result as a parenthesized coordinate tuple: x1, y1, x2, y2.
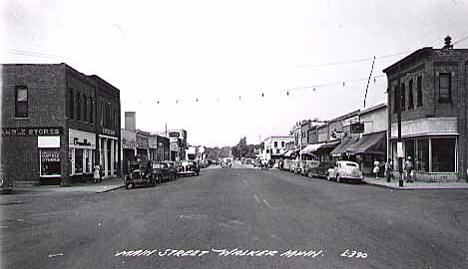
(162, 161, 179, 178)
(327, 161, 363, 183)
(290, 160, 302, 174)
(221, 158, 232, 168)
(177, 160, 200, 176)
(125, 161, 177, 189)
(0, 169, 13, 194)
(304, 161, 335, 179)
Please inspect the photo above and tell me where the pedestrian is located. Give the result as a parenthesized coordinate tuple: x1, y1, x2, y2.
(94, 164, 101, 183)
(404, 156, 413, 183)
(373, 159, 380, 179)
(385, 159, 394, 182)
(99, 164, 103, 182)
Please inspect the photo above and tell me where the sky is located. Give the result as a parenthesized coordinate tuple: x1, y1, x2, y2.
(1, 0, 468, 147)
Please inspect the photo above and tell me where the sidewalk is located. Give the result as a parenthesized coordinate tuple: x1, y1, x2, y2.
(363, 176, 468, 190)
(14, 177, 125, 194)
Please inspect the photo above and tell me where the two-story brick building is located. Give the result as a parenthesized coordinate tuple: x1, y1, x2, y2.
(383, 36, 468, 181)
(1, 63, 121, 184)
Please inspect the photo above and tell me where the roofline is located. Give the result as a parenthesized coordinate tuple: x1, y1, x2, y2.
(359, 103, 387, 116)
(382, 47, 432, 73)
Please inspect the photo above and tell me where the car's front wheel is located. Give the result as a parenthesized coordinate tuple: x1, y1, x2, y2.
(336, 175, 341, 183)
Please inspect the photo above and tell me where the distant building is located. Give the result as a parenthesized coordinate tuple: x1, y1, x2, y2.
(1, 63, 121, 184)
(167, 129, 187, 161)
(383, 36, 468, 181)
(263, 136, 294, 161)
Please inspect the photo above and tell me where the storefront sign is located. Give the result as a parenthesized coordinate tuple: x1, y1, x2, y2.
(2, 127, 62, 137)
(40, 149, 61, 177)
(397, 142, 404, 158)
(102, 128, 116, 136)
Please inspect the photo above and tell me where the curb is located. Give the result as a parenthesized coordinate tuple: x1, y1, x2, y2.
(363, 180, 468, 190)
(95, 185, 125, 193)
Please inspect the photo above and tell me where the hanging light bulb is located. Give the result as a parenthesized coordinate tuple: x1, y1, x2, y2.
(261, 93, 264, 97)
(342, 82, 345, 87)
(287, 91, 290, 96)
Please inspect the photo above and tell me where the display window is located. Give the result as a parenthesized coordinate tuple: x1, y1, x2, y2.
(75, 148, 84, 174)
(40, 149, 61, 177)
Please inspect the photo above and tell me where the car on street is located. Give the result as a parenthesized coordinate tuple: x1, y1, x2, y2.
(305, 161, 336, 179)
(162, 161, 179, 178)
(177, 160, 200, 176)
(221, 158, 232, 168)
(125, 161, 177, 189)
(326, 160, 363, 183)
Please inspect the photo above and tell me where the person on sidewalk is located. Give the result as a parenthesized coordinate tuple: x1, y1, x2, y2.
(385, 159, 394, 182)
(373, 159, 380, 179)
(94, 165, 101, 183)
(404, 156, 414, 183)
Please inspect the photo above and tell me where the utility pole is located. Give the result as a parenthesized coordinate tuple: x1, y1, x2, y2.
(397, 63, 404, 187)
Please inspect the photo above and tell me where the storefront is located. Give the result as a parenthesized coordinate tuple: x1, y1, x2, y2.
(69, 129, 96, 182)
(38, 136, 62, 179)
(347, 131, 386, 175)
(389, 117, 459, 181)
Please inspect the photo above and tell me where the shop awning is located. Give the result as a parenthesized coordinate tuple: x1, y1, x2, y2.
(347, 131, 386, 155)
(330, 136, 359, 157)
(299, 143, 325, 155)
(283, 149, 292, 157)
(318, 140, 340, 150)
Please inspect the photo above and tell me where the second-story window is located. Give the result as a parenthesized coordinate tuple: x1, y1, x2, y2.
(83, 94, 87, 122)
(281, 141, 285, 147)
(15, 85, 28, 118)
(89, 97, 94, 123)
(400, 82, 406, 111)
(76, 91, 81, 120)
(69, 88, 74, 119)
(408, 79, 414, 109)
(439, 73, 451, 103)
(417, 76, 423, 107)
(274, 141, 278, 148)
(393, 85, 398, 114)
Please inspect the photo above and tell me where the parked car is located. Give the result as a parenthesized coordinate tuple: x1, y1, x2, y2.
(125, 161, 177, 189)
(177, 160, 200, 176)
(282, 159, 292, 171)
(305, 161, 335, 179)
(300, 160, 321, 176)
(327, 161, 363, 183)
(221, 158, 232, 168)
(290, 160, 302, 174)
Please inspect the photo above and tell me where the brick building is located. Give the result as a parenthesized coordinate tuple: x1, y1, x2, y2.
(383, 36, 468, 181)
(1, 63, 121, 184)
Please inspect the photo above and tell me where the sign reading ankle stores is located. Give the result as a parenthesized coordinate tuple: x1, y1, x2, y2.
(114, 248, 367, 259)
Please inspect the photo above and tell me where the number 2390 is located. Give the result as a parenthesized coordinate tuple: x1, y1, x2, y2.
(340, 249, 367, 259)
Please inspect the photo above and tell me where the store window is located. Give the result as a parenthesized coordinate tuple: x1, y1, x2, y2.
(438, 73, 451, 103)
(40, 149, 61, 176)
(416, 139, 429, 172)
(431, 138, 456, 172)
(75, 148, 84, 174)
(404, 140, 415, 160)
(15, 85, 28, 118)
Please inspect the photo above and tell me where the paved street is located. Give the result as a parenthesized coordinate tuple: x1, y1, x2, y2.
(2, 164, 468, 269)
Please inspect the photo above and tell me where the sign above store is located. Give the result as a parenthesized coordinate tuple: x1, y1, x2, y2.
(102, 128, 116, 136)
(2, 127, 63, 137)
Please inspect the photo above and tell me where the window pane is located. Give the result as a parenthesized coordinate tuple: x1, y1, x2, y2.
(404, 140, 415, 160)
(416, 139, 429, 172)
(16, 103, 28, 118)
(75, 149, 84, 173)
(440, 74, 450, 88)
(431, 138, 456, 172)
(40, 149, 61, 176)
(17, 89, 28, 101)
(439, 74, 451, 101)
